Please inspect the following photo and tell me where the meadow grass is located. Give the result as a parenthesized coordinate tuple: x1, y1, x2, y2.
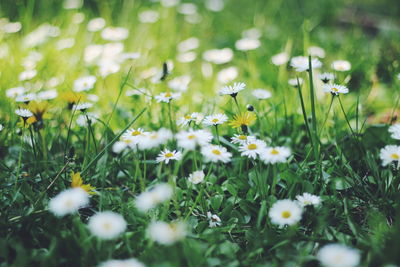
(1, 0, 400, 266)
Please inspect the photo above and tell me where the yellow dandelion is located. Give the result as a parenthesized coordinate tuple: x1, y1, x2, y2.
(71, 171, 95, 194)
(228, 112, 256, 129)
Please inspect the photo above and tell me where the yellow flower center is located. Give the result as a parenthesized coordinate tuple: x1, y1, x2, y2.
(271, 149, 279, 155)
(212, 149, 221, 155)
(165, 152, 174, 158)
(391, 153, 399, 160)
(102, 222, 112, 230)
(212, 118, 219, 123)
(281, 211, 291, 219)
(248, 143, 257, 150)
(150, 134, 158, 139)
(131, 130, 141, 136)
(165, 92, 172, 97)
(123, 139, 132, 144)
(238, 135, 247, 140)
(184, 115, 192, 119)
(332, 87, 338, 92)
(65, 199, 74, 208)
(188, 134, 196, 139)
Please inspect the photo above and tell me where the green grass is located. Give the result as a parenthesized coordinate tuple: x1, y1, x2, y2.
(1, 0, 400, 266)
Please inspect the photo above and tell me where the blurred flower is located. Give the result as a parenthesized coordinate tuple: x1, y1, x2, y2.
(229, 112, 256, 129)
(269, 199, 303, 227)
(290, 56, 322, 72)
(155, 92, 181, 103)
(323, 84, 349, 95)
(331, 60, 351, 71)
(0, 124, 3, 132)
(177, 112, 202, 126)
(88, 211, 127, 240)
(6, 86, 26, 98)
(16, 93, 36, 103)
(176, 129, 213, 150)
(168, 75, 191, 92)
(319, 72, 335, 84)
(15, 108, 33, 118)
(235, 38, 261, 51)
(288, 78, 303, 87)
(37, 89, 58, 100)
(63, 0, 83, 9)
(56, 38, 75, 50)
(252, 89, 272, 100)
(87, 17, 106, 32)
(19, 69, 37, 81)
(231, 134, 256, 145)
(148, 221, 187, 245)
(178, 3, 197, 15)
(203, 113, 228, 126)
(138, 10, 159, 23)
(296, 193, 321, 207)
(188, 170, 205, 184)
(201, 145, 232, 163)
(389, 124, 400, 140)
(156, 149, 182, 164)
(380, 145, 400, 166)
(3, 22, 22, 33)
(308, 46, 325, 58)
(101, 27, 129, 41)
(71, 172, 95, 193)
(161, 0, 180, 8)
(217, 66, 238, 84)
(317, 244, 360, 267)
(73, 102, 93, 111)
(203, 48, 233, 64)
(242, 28, 262, 39)
(49, 188, 89, 217)
(177, 37, 199, 52)
(177, 51, 197, 63)
(260, 146, 291, 164)
(136, 183, 173, 212)
(239, 139, 266, 159)
(205, 0, 224, 12)
(207, 212, 222, 227)
(219, 82, 246, 97)
(73, 76, 97, 92)
(271, 52, 289, 66)
(98, 258, 145, 267)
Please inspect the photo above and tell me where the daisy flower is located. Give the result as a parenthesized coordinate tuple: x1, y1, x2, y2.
(202, 48, 233, 64)
(238, 139, 267, 159)
(271, 52, 289, 66)
(177, 112, 202, 126)
(319, 72, 335, 84)
(308, 46, 325, 58)
(260, 146, 291, 164)
(15, 108, 33, 118)
(49, 188, 89, 217)
(235, 38, 261, 51)
(88, 211, 127, 240)
(388, 124, 400, 140)
(317, 244, 360, 267)
(228, 112, 257, 129)
(16, 93, 36, 103)
(207, 212, 222, 227)
(148, 221, 187, 245)
(203, 113, 228, 126)
(269, 199, 303, 227)
(155, 92, 181, 103)
(138, 128, 173, 150)
(156, 149, 182, 164)
(217, 66, 238, 84)
(231, 134, 256, 145)
(0, 124, 3, 132)
(331, 60, 351, 72)
(252, 89, 272, 100)
(201, 145, 232, 163)
(296, 193, 321, 207)
(135, 183, 173, 212)
(168, 75, 191, 92)
(72, 102, 93, 111)
(187, 170, 205, 184)
(176, 129, 213, 150)
(323, 84, 349, 95)
(290, 56, 322, 72)
(37, 89, 58, 100)
(380, 145, 400, 166)
(101, 27, 129, 41)
(73, 75, 96, 92)
(6, 86, 26, 98)
(98, 258, 145, 267)
(288, 77, 303, 87)
(219, 82, 246, 97)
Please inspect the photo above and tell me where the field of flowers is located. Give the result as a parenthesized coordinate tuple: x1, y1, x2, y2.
(1, 0, 400, 266)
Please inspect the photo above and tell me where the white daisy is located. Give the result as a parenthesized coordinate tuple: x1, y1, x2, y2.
(49, 188, 89, 217)
(87, 17, 106, 32)
(73, 76, 97, 92)
(15, 93, 36, 103)
(15, 108, 33, 118)
(19, 69, 37, 81)
(319, 72, 335, 84)
(308, 46, 325, 58)
(187, 170, 205, 184)
(231, 134, 256, 145)
(154, 92, 181, 103)
(135, 183, 173, 212)
(331, 60, 351, 72)
(177, 113, 201, 126)
(271, 52, 289, 66)
(252, 89, 272, 100)
(317, 244, 360, 267)
(288, 77, 303, 87)
(260, 146, 291, 164)
(168, 75, 191, 92)
(201, 145, 232, 163)
(290, 56, 322, 72)
(177, 37, 199, 52)
(101, 27, 129, 41)
(388, 124, 400, 140)
(88, 211, 127, 240)
(176, 129, 213, 150)
(37, 89, 58, 100)
(235, 38, 261, 51)
(380, 145, 400, 166)
(203, 113, 228, 126)
(296, 193, 321, 207)
(98, 258, 145, 267)
(323, 84, 349, 95)
(238, 139, 267, 159)
(138, 10, 160, 23)
(219, 82, 246, 96)
(269, 199, 303, 227)
(207, 212, 222, 227)
(217, 66, 238, 84)
(73, 102, 93, 111)
(148, 221, 187, 245)
(202, 48, 233, 64)
(156, 149, 182, 164)
(6, 86, 26, 98)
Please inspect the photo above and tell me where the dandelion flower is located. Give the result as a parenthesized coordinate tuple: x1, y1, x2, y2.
(317, 244, 360, 267)
(88, 211, 127, 240)
(201, 145, 232, 163)
(156, 149, 182, 164)
(229, 112, 257, 130)
(71, 171, 95, 193)
(135, 183, 173, 212)
(188, 170, 205, 184)
(260, 146, 291, 164)
(203, 113, 228, 126)
(331, 60, 351, 72)
(49, 188, 89, 217)
(269, 199, 303, 227)
(238, 139, 267, 159)
(252, 89, 272, 100)
(380, 145, 400, 166)
(98, 258, 145, 267)
(219, 82, 246, 97)
(296, 193, 321, 207)
(148, 221, 187, 245)
(388, 124, 400, 140)
(207, 212, 222, 227)
(323, 84, 349, 95)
